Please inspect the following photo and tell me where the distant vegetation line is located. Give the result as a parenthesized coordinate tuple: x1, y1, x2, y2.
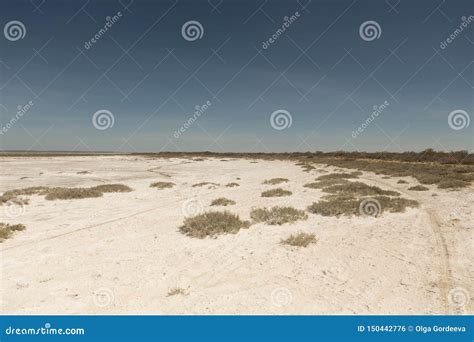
(3, 148, 473, 165)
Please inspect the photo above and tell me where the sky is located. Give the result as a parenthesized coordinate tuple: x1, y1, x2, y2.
(0, 0, 473, 153)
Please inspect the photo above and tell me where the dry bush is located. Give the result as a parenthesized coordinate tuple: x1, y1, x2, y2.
(397, 180, 408, 184)
(192, 182, 219, 188)
(323, 181, 400, 197)
(408, 185, 429, 191)
(92, 184, 133, 193)
(45, 187, 103, 200)
(225, 182, 239, 187)
(300, 164, 316, 172)
(150, 182, 175, 189)
(2, 184, 132, 203)
(281, 232, 316, 247)
(167, 287, 188, 297)
(77, 171, 90, 174)
(262, 178, 289, 185)
(307, 195, 418, 217)
(210, 198, 236, 206)
(0, 223, 26, 242)
(250, 206, 308, 225)
(303, 178, 349, 189)
(261, 188, 292, 197)
(437, 179, 470, 189)
(179, 211, 250, 238)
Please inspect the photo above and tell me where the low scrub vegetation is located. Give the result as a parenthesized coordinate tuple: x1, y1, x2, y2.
(225, 182, 239, 187)
(210, 198, 236, 206)
(262, 178, 289, 185)
(397, 180, 408, 184)
(167, 287, 188, 297)
(192, 182, 219, 188)
(307, 194, 418, 217)
(281, 232, 316, 247)
(1, 184, 133, 203)
(0, 223, 26, 242)
(92, 184, 132, 193)
(150, 182, 175, 189)
(303, 178, 350, 189)
(179, 211, 250, 238)
(408, 185, 429, 191)
(250, 206, 308, 225)
(261, 188, 292, 197)
(322, 182, 400, 197)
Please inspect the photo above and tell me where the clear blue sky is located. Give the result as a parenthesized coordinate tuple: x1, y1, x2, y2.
(0, 0, 473, 152)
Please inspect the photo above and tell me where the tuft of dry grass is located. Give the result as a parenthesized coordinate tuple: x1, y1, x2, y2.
(261, 188, 292, 197)
(307, 194, 418, 217)
(210, 198, 236, 206)
(2, 184, 133, 203)
(304, 178, 350, 189)
(322, 181, 400, 197)
(167, 287, 188, 297)
(408, 185, 429, 191)
(300, 164, 316, 172)
(0, 223, 26, 242)
(397, 179, 408, 184)
(77, 171, 90, 174)
(262, 178, 289, 185)
(437, 179, 470, 189)
(150, 182, 175, 189)
(91, 184, 133, 193)
(250, 206, 308, 225)
(225, 182, 239, 187)
(192, 182, 219, 188)
(179, 211, 250, 238)
(45, 187, 103, 200)
(281, 232, 316, 247)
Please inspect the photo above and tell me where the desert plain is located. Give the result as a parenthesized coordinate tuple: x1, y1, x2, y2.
(0, 155, 472, 314)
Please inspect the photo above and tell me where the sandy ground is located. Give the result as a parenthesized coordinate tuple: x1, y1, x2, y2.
(0, 156, 472, 315)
